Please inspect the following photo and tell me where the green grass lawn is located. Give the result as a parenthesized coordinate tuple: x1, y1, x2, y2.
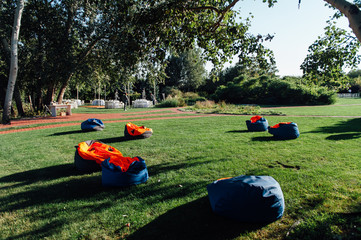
(262, 97, 361, 117)
(334, 97, 361, 105)
(0, 113, 360, 239)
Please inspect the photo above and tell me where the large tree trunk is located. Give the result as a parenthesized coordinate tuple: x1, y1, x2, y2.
(324, 0, 361, 43)
(2, 0, 24, 124)
(1, 34, 25, 116)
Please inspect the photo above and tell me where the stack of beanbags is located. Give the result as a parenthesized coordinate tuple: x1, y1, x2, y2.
(246, 115, 269, 132)
(124, 122, 153, 139)
(74, 140, 119, 172)
(207, 175, 285, 223)
(81, 118, 105, 131)
(74, 140, 148, 187)
(268, 122, 300, 139)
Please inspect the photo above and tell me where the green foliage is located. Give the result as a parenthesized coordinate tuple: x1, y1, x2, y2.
(199, 47, 277, 97)
(346, 69, 361, 92)
(214, 75, 337, 105)
(301, 20, 361, 89)
(182, 92, 206, 106)
(164, 48, 206, 92)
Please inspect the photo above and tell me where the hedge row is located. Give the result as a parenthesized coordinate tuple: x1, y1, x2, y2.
(214, 76, 337, 105)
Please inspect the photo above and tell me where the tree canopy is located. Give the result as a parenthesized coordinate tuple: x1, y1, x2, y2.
(301, 20, 361, 88)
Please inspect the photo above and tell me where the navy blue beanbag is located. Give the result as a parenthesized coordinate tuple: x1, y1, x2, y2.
(101, 156, 149, 187)
(268, 122, 299, 139)
(246, 115, 269, 132)
(207, 175, 285, 223)
(81, 118, 105, 131)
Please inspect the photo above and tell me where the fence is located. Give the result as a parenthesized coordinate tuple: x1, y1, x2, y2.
(337, 93, 360, 98)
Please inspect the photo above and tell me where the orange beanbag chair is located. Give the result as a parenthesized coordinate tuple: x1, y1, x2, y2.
(124, 122, 153, 139)
(74, 140, 123, 172)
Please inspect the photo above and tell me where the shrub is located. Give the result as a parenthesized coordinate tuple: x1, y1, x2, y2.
(156, 96, 186, 107)
(214, 76, 337, 105)
(194, 100, 216, 109)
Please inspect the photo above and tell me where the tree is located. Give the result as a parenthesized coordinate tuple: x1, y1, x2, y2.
(300, 20, 361, 88)
(164, 48, 206, 92)
(2, 0, 24, 124)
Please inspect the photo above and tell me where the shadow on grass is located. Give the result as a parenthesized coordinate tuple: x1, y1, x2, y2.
(49, 130, 85, 136)
(0, 159, 215, 239)
(226, 130, 250, 133)
(285, 203, 361, 240)
(251, 136, 296, 141)
(97, 136, 138, 143)
(148, 157, 210, 177)
(307, 118, 361, 140)
(0, 163, 84, 189)
(128, 196, 267, 240)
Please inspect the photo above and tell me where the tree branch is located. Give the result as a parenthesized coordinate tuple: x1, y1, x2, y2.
(211, 0, 240, 32)
(324, 0, 361, 43)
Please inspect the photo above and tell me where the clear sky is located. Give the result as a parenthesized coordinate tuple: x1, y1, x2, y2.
(215, 0, 352, 76)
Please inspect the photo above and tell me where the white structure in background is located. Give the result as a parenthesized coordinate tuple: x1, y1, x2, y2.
(62, 99, 82, 109)
(92, 99, 105, 106)
(132, 99, 153, 108)
(105, 100, 124, 109)
(74, 99, 83, 106)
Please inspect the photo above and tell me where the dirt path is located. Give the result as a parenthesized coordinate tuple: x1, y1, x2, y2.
(0, 108, 212, 134)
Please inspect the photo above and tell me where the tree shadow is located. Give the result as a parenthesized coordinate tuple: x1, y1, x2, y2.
(0, 158, 215, 239)
(0, 163, 84, 189)
(285, 203, 361, 240)
(128, 196, 268, 240)
(325, 133, 361, 141)
(306, 118, 361, 141)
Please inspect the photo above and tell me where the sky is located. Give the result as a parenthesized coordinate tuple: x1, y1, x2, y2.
(211, 0, 352, 76)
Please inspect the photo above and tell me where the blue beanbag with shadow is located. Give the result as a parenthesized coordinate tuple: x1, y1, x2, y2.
(268, 122, 299, 139)
(101, 157, 149, 187)
(246, 116, 269, 132)
(207, 175, 285, 223)
(81, 118, 105, 131)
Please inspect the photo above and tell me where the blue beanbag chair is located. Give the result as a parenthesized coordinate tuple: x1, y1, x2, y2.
(246, 115, 268, 132)
(268, 122, 299, 139)
(207, 175, 285, 223)
(81, 118, 105, 131)
(101, 156, 149, 187)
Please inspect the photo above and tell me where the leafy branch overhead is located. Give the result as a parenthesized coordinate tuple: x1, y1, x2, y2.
(301, 20, 361, 88)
